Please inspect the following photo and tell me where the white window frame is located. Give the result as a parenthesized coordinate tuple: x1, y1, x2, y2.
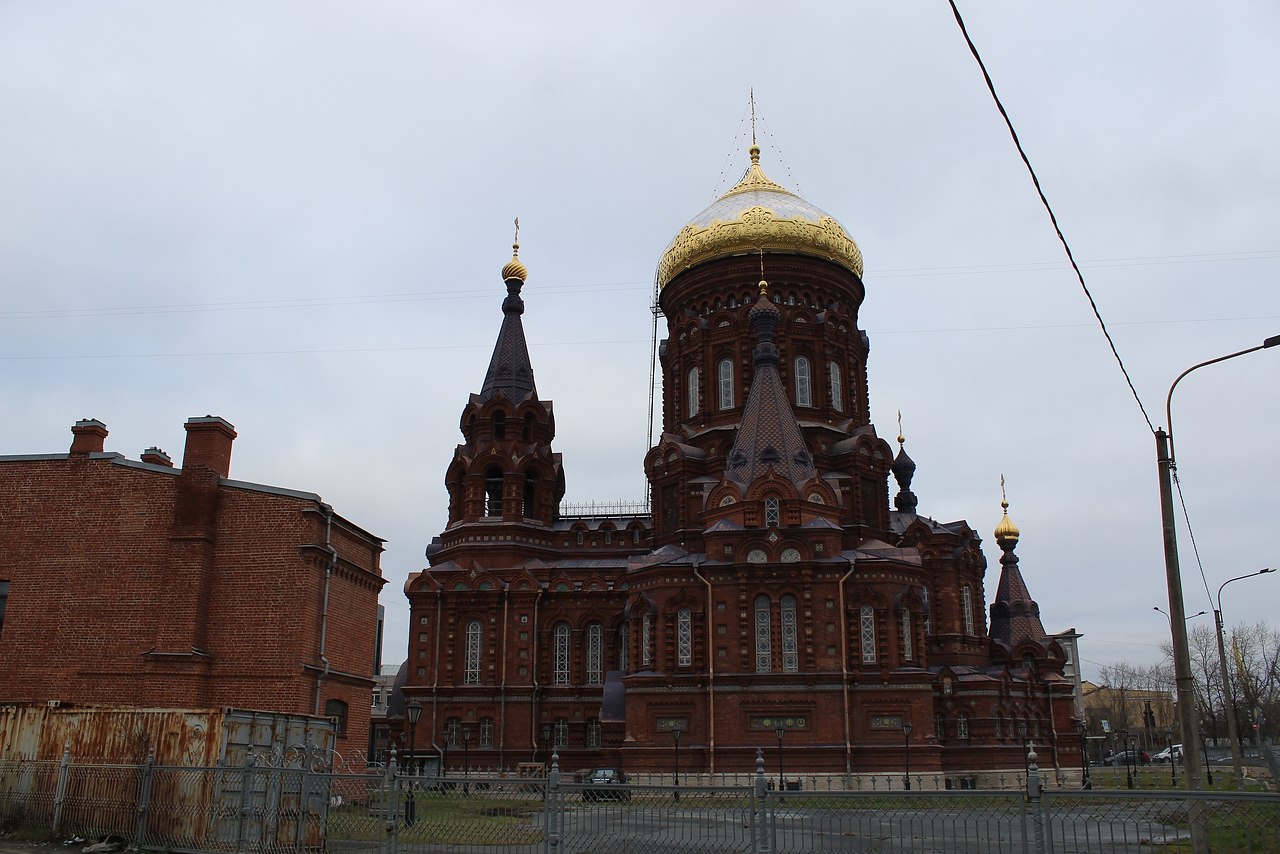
(718, 358, 734, 410)
(780, 594, 799, 673)
(553, 623, 571, 685)
(586, 623, 603, 685)
(901, 609, 913, 661)
(464, 619, 483, 684)
(828, 361, 843, 411)
(688, 366, 700, 418)
(755, 594, 772, 673)
(795, 356, 812, 407)
(677, 608, 692, 666)
(860, 604, 877, 664)
(962, 586, 975, 635)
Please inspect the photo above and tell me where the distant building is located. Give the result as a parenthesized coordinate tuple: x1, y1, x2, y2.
(403, 145, 1080, 779)
(0, 416, 386, 758)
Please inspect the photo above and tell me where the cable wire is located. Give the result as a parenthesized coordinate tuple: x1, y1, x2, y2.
(947, 0, 1156, 433)
(1172, 469, 1215, 607)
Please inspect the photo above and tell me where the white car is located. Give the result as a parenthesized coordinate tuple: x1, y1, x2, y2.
(1152, 744, 1184, 763)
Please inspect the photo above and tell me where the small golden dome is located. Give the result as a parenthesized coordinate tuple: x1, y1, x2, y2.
(995, 498, 1020, 543)
(501, 242, 528, 283)
(657, 146, 863, 288)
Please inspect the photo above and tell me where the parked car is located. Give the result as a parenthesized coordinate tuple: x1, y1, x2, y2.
(1152, 744, 1184, 763)
(1102, 749, 1147, 766)
(582, 768, 631, 802)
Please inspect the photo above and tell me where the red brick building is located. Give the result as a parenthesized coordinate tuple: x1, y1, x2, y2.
(0, 416, 385, 756)
(404, 146, 1080, 780)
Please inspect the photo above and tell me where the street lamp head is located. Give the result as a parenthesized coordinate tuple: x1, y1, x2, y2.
(463, 728, 472, 745)
(903, 722, 913, 739)
(405, 699, 423, 726)
(1261, 567, 1275, 575)
(1263, 335, 1280, 349)
(774, 725, 786, 740)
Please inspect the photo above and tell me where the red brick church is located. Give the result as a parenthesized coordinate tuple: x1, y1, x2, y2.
(403, 143, 1080, 780)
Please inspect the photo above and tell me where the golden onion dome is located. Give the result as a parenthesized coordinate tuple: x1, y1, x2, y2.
(657, 144, 863, 288)
(994, 498, 1020, 544)
(501, 241, 528, 283)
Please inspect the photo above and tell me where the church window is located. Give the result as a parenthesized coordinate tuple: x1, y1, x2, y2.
(493, 412, 506, 439)
(445, 718, 461, 747)
(576, 530, 584, 545)
(484, 467, 503, 517)
(764, 496, 780, 527)
(641, 612, 652, 667)
(586, 718, 601, 748)
(754, 594, 772, 672)
(922, 586, 933, 635)
(962, 586, 975, 635)
(746, 549, 767, 564)
(553, 624, 571, 685)
(464, 619, 483, 684)
(935, 714, 945, 742)
(860, 604, 877, 664)
(586, 623, 603, 685)
(688, 367, 700, 417)
(603, 527, 613, 544)
(618, 623, 629, 670)
(632, 527, 641, 543)
(522, 471, 538, 518)
(554, 718, 568, 748)
(781, 594, 799, 672)
(795, 356, 812, 407)
(479, 717, 494, 747)
(994, 715, 1003, 740)
(957, 714, 970, 740)
(828, 361, 843, 411)
(522, 414, 533, 441)
(807, 492, 824, 505)
(677, 607, 692, 666)
(901, 609, 913, 661)
(720, 494, 736, 506)
(718, 359, 734, 410)
(780, 547, 800, 563)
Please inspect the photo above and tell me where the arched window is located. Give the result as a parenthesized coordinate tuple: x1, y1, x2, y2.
(957, 714, 970, 740)
(493, 411, 506, 439)
(764, 496, 780, 527)
(485, 467, 503, 517)
(617, 623, 629, 671)
(586, 718, 601, 748)
(641, 612, 652, 667)
(687, 367, 700, 418)
(962, 586, 975, 635)
(586, 623, 603, 685)
(935, 714, 945, 742)
(794, 356, 812, 407)
(781, 594, 799, 672)
(860, 604, 877, 664)
(901, 609, 913, 661)
(921, 586, 933, 635)
(718, 358, 734, 410)
(780, 547, 800, 563)
(522, 413, 534, 441)
(677, 607, 693, 666)
(829, 361, 843, 411)
(522, 471, 538, 518)
(553, 624, 571, 685)
(755, 594, 772, 673)
(464, 619, 483, 684)
(324, 699, 348, 736)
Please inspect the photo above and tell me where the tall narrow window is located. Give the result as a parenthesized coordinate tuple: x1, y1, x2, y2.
(718, 358, 734, 410)
(618, 623, 629, 671)
(464, 619, 483, 684)
(677, 607, 692, 666)
(493, 412, 506, 439)
(962, 586, 975, 635)
(957, 714, 970, 740)
(780, 594, 799, 672)
(921, 586, 933, 635)
(554, 718, 568, 748)
(586, 623, 603, 685)
(522, 414, 534, 441)
(445, 718, 461, 747)
(586, 718, 601, 748)
(485, 467, 503, 517)
(935, 714, 945, 742)
(794, 356, 812, 407)
(687, 367, 700, 417)
(754, 594, 772, 672)
(860, 604, 877, 664)
(523, 471, 538, 518)
(480, 718, 494, 747)
(901, 609, 913, 661)
(764, 496, 780, 527)
(828, 361, 843, 411)
(641, 612, 652, 667)
(553, 624, 571, 685)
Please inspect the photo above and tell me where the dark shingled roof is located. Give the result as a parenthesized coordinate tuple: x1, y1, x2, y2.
(988, 539, 1047, 648)
(479, 277, 537, 403)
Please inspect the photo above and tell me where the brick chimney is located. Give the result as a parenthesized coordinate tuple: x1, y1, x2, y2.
(181, 416, 236, 478)
(69, 419, 108, 455)
(141, 447, 174, 467)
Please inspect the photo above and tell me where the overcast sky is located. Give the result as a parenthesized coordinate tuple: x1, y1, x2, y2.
(3, 2, 1277, 684)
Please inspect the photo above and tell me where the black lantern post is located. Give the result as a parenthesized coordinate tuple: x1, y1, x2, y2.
(774, 725, 786, 796)
(1127, 734, 1137, 790)
(672, 723, 683, 802)
(542, 724, 552, 772)
(902, 722, 913, 791)
(1200, 728, 1213, 786)
(462, 727, 472, 796)
(1076, 721, 1091, 789)
(1017, 721, 1030, 781)
(1166, 729, 1177, 787)
(405, 699, 422, 827)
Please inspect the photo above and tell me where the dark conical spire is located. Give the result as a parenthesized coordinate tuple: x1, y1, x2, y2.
(479, 228, 538, 403)
(988, 481, 1046, 647)
(725, 279, 816, 487)
(891, 412, 918, 513)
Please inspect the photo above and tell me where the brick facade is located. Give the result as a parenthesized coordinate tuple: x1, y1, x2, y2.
(0, 417, 385, 756)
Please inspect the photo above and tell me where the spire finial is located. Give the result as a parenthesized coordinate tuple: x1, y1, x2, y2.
(750, 87, 757, 147)
(995, 473, 1020, 543)
(501, 217, 529, 284)
(513, 216, 520, 253)
(758, 247, 768, 294)
(897, 410, 905, 446)
(1000, 472, 1008, 511)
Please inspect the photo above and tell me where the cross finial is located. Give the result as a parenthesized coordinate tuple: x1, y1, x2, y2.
(1000, 473, 1009, 510)
(750, 87, 757, 146)
(513, 217, 520, 252)
(758, 248, 768, 294)
(897, 410, 905, 446)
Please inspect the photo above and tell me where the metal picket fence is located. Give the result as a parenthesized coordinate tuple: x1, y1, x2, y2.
(3, 745, 1279, 853)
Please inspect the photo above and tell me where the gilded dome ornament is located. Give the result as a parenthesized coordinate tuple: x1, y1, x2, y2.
(657, 147, 863, 288)
(994, 474, 1020, 543)
(501, 217, 528, 283)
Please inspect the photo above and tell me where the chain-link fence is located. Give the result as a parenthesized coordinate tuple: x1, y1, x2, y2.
(3, 748, 1279, 853)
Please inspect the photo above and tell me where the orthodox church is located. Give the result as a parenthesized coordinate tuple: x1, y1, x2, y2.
(402, 142, 1080, 780)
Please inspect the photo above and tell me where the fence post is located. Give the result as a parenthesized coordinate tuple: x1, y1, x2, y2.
(753, 747, 770, 854)
(385, 747, 399, 854)
(545, 750, 561, 854)
(133, 749, 156, 846)
(237, 751, 258, 851)
(51, 740, 71, 833)
(1026, 744, 1046, 854)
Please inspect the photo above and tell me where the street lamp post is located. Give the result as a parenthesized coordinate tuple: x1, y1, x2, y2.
(542, 724, 552, 772)
(902, 722, 913, 791)
(672, 723, 682, 802)
(1200, 728, 1213, 786)
(1158, 335, 1278, 811)
(1116, 728, 1132, 789)
(1017, 721, 1030, 782)
(1154, 606, 1207, 623)
(1166, 728, 1178, 787)
(1076, 721, 1091, 789)
(774, 725, 786, 796)
(1128, 735, 1138, 790)
(405, 699, 422, 827)
(1215, 567, 1275, 786)
(462, 728, 472, 796)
